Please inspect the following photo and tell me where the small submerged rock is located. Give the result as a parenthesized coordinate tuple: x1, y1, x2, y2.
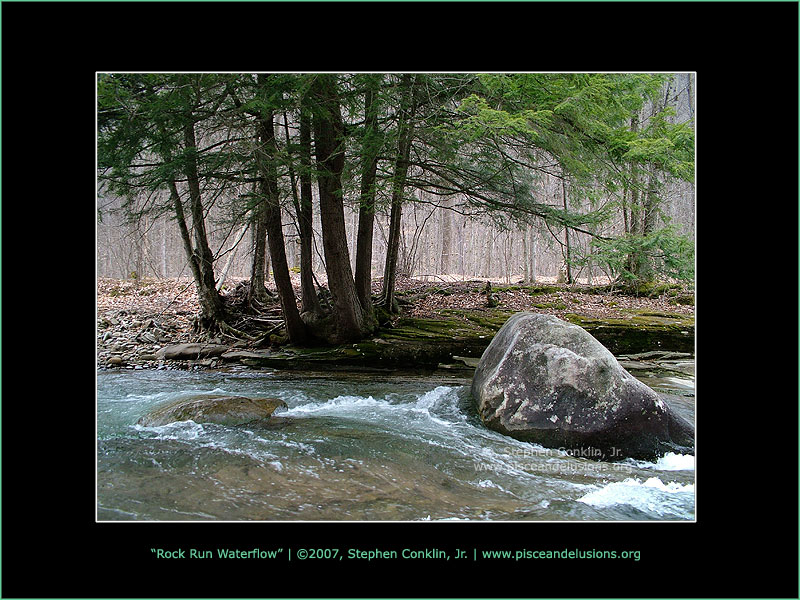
(137, 395, 288, 427)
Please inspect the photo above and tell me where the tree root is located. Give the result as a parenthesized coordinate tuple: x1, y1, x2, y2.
(252, 323, 287, 346)
(217, 320, 259, 341)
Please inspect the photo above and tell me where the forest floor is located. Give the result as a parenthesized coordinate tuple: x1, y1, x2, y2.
(97, 275, 694, 370)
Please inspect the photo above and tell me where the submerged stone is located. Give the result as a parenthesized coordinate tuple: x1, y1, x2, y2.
(471, 312, 694, 461)
(137, 395, 288, 427)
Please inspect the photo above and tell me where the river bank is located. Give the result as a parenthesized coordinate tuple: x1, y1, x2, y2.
(97, 276, 694, 372)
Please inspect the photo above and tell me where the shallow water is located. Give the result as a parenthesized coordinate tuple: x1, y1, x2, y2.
(97, 362, 695, 521)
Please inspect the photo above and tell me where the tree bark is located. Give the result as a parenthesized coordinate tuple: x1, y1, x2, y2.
(296, 103, 323, 315)
(562, 178, 573, 284)
(217, 223, 249, 291)
(161, 220, 168, 277)
(182, 122, 227, 329)
(439, 196, 453, 275)
(254, 75, 308, 343)
(169, 178, 204, 289)
(633, 82, 672, 283)
(382, 196, 404, 310)
(248, 193, 272, 307)
(482, 228, 493, 278)
(626, 112, 642, 280)
(311, 74, 375, 342)
(522, 225, 529, 283)
(381, 74, 419, 312)
(355, 76, 382, 310)
(634, 171, 659, 282)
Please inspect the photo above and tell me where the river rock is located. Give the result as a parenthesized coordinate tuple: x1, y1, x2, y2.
(154, 343, 229, 360)
(471, 312, 694, 461)
(220, 349, 273, 362)
(137, 395, 288, 427)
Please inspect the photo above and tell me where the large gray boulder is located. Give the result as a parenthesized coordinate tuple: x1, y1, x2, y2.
(137, 395, 288, 427)
(471, 313, 694, 461)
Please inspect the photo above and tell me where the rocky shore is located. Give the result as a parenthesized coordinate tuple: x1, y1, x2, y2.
(97, 277, 694, 372)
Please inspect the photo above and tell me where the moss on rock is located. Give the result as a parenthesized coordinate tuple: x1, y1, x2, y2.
(563, 311, 694, 355)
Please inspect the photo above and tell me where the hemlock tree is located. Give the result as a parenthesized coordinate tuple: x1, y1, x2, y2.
(251, 74, 309, 343)
(99, 71, 694, 346)
(309, 74, 377, 342)
(225, 73, 319, 340)
(353, 74, 383, 314)
(380, 74, 421, 313)
(98, 73, 236, 334)
(293, 97, 324, 316)
(434, 73, 694, 286)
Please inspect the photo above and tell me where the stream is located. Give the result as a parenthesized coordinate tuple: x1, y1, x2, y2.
(97, 358, 695, 521)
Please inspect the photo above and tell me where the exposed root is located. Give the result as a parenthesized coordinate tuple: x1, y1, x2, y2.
(217, 320, 259, 341)
(252, 323, 287, 346)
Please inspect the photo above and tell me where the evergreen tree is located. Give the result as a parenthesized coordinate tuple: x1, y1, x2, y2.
(99, 72, 694, 346)
(309, 74, 377, 342)
(438, 73, 695, 284)
(98, 74, 237, 334)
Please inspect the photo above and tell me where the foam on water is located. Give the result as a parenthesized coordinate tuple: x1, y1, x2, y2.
(625, 452, 695, 471)
(123, 390, 183, 403)
(286, 394, 384, 415)
(653, 452, 695, 470)
(284, 386, 459, 427)
(132, 419, 293, 463)
(577, 477, 695, 518)
(476, 479, 517, 496)
(280, 386, 487, 468)
(133, 420, 206, 440)
(415, 386, 458, 411)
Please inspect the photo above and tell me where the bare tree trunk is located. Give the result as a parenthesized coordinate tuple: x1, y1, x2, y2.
(254, 75, 307, 343)
(562, 178, 573, 284)
(217, 223, 249, 291)
(354, 77, 381, 313)
(469, 219, 477, 277)
(161, 220, 168, 278)
(382, 196, 404, 309)
(182, 123, 227, 330)
(522, 226, 529, 283)
(296, 103, 323, 315)
(248, 196, 272, 306)
(439, 196, 453, 275)
(311, 74, 375, 342)
(622, 182, 630, 234)
(381, 74, 419, 312)
(461, 216, 470, 280)
(169, 179, 202, 286)
(482, 228, 493, 278)
(140, 214, 149, 279)
(636, 171, 659, 282)
(626, 112, 642, 280)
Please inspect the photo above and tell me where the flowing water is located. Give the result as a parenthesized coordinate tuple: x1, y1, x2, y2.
(97, 360, 695, 521)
